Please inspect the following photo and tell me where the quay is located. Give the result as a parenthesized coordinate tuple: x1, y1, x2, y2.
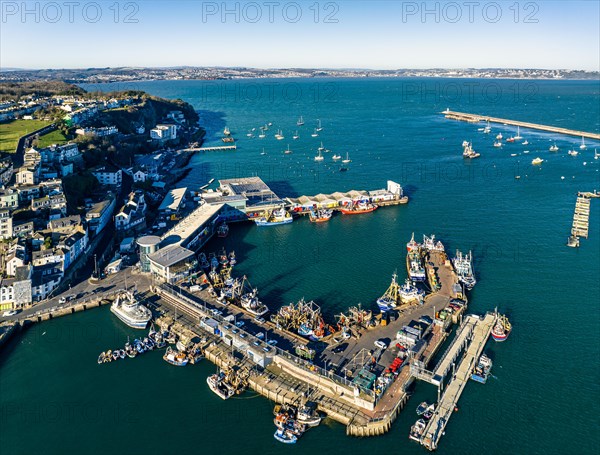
(144, 237, 471, 440)
(567, 192, 596, 247)
(442, 109, 600, 140)
(286, 180, 408, 214)
(413, 312, 498, 451)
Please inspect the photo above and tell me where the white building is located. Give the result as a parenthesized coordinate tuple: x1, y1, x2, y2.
(85, 195, 116, 235)
(150, 124, 177, 141)
(92, 165, 122, 187)
(0, 209, 12, 240)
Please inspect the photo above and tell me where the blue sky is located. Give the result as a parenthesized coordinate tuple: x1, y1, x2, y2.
(1, 1, 599, 70)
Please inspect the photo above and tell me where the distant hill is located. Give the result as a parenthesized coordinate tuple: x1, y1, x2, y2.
(0, 81, 85, 101)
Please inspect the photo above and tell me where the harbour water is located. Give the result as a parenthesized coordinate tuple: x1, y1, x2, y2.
(2, 78, 599, 454)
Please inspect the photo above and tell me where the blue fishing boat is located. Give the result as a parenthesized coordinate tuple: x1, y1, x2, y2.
(255, 207, 293, 226)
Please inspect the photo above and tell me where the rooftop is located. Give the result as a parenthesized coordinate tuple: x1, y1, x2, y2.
(219, 177, 282, 208)
(158, 187, 187, 212)
(136, 235, 161, 247)
(148, 244, 194, 268)
(161, 202, 223, 247)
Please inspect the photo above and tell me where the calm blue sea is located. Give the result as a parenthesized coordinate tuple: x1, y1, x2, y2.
(2, 78, 599, 454)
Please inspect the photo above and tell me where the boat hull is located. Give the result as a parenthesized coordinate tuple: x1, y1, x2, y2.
(340, 207, 377, 215)
(492, 331, 510, 342)
(110, 306, 150, 329)
(255, 218, 293, 226)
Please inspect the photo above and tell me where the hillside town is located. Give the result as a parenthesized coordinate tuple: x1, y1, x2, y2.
(0, 88, 204, 313)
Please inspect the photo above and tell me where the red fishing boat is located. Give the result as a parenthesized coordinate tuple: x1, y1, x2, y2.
(309, 209, 333, 223)
(340, 202, 377, 215)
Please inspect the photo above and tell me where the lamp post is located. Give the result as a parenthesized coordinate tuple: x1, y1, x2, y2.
(94, 254, 98, 279)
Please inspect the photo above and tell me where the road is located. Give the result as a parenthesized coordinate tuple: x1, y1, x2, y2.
(0, 267, 152, 323)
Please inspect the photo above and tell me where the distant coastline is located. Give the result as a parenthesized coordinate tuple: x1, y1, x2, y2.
(2, 67, 598, 84)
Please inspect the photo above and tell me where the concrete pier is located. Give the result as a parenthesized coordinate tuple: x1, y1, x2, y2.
(443, 110, 600, 140)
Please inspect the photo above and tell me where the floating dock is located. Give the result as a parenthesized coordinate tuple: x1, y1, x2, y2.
(442, 110, 600, 140)
(414, 312, 498, 451)
(567, 192, 597, 247)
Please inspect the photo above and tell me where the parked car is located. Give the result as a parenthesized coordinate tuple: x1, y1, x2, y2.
(374, 339, 388, 350)
(235, 321, 245, 328)
(332, 343, 348, 354)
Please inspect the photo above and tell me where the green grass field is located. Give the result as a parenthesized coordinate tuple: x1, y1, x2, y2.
(0, 119, 52, 152)
(36, 129, 69, 148)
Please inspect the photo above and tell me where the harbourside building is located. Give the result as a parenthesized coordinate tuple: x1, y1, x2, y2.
(136, 235, 161, 273)
(147, 244, 195, 283)
(160, 201, 223, 251)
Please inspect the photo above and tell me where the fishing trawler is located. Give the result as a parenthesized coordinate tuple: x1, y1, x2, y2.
(377, 273, 399, 312)
(296, 402, 322, 427)
(297, 323, 313, 337)
(163, 347, 189, 366)
(207, 371, 235, 399)
(422, 234, 445, 252)
(453, 250, 477, 290)
(240, 288, 269, 317)
(309, 208, 333, 223)
(217, 223, 229, 238)
(399, 278, 424, 303)
(471, 353, 493, 383)
(110, 290, 152, 329)
(255, 207, 293, 226)
(340, 201, 377, 215)
(406, 234, 426, 282)
(492, 314, 512, 342)
(462, 142, 480, 159)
